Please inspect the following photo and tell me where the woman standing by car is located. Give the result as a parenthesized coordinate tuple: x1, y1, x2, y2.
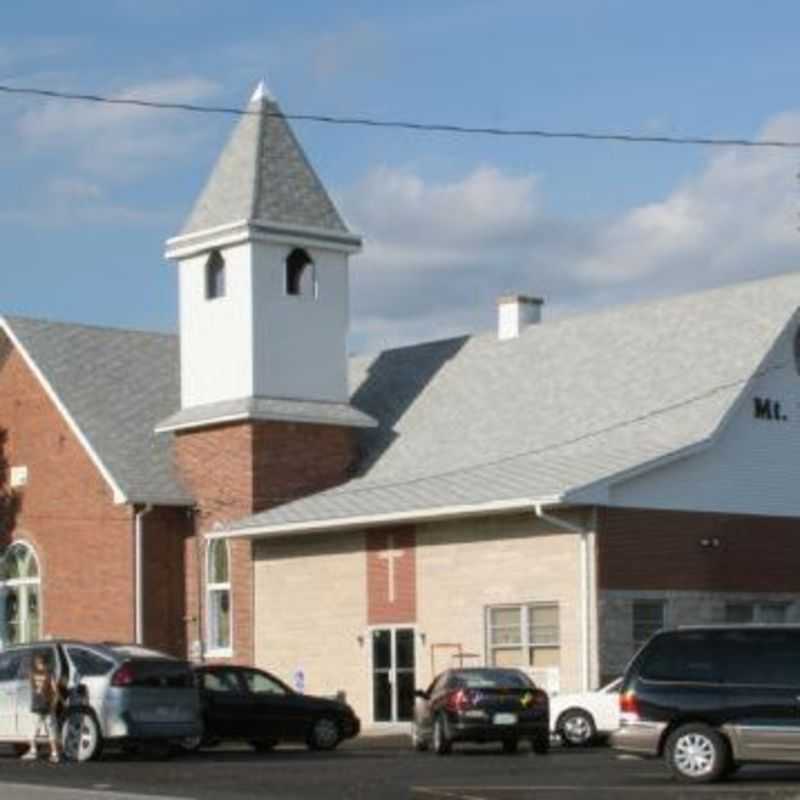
(22, 652, 61, 763)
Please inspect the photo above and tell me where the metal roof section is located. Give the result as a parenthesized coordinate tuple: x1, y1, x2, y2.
(155, 395, 377, 434)
(224, 271, 800, 537)
(173, 84, 357, 247)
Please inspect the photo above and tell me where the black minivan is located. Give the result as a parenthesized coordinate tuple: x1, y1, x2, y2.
(611, 625, 800, 783)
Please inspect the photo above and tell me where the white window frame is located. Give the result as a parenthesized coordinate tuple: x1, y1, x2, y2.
(0, 539, 42, 647)
(205, 539, 232, 658)
(485, 602, 560, 668)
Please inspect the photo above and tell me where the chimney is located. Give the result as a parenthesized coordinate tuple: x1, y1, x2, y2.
(497, 295, 544, 340)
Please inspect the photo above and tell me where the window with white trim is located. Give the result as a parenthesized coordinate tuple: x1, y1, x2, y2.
(206, 539, 231, 654)
(285, 248, 317, 297)
(632, 599, 666, 648)
(487, 603, 560, 668)
(725, 601, 788, 624)
(0, 541, 41, 646)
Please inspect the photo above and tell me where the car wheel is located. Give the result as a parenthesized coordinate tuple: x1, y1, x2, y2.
(177, 735, 203, 753)
(249, 738, 279, 752)
(432, 714, 452, 756)
(307, 716, 341, 751)
(502, 738, 518, 754)
(558, 709, 596, 747)
(411, 723, 429, 752)
(531, 732, 550, 755)
(666, 723, 728, 784)
(61, 709, 103, 762)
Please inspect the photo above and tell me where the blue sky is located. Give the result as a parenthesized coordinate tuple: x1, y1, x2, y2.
(3, 1, 800, 351)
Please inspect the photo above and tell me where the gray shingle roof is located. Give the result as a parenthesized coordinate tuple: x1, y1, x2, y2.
(1, 316, 192, 506)
(180, 94, 351, 237)
(230, 271, 800, 533)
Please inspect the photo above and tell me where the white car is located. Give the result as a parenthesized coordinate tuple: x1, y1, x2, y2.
(549, 678, 621, 746)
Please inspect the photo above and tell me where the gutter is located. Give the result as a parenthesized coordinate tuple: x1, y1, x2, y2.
(533, 502, 594, 692)
(211, 496, 564, 541)
(134, 504, 153, 645)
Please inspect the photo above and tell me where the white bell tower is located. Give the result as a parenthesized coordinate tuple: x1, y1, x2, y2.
(159, 82, 373, 433)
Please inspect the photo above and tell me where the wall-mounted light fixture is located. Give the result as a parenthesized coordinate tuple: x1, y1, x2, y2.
(699, 537, 721, 549)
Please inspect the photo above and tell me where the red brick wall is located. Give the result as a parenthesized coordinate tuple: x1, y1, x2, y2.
(0, 337, 135, 642)
(142, 506, 191, 656)
(175, 420, 356, 665)
(599, 507, 800, 593)
(366, 526, 416, 624)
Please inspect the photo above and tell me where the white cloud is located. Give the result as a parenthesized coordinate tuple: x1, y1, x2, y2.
(16, 76, 220, 178)
(342, 113, 800, 352)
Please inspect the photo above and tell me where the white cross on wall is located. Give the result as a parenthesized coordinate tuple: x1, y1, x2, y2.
(378, 534, 405, 603)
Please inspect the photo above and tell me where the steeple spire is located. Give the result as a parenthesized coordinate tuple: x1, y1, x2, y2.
(249, 79, 274, 104)
(171, 81, 357, 246)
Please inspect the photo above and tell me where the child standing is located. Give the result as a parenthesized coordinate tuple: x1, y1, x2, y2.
(21, 653, 60, 763)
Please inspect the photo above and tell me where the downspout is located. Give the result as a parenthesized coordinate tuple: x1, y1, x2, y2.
(134, 504, 153, 645)
(533, 503, 592, 692)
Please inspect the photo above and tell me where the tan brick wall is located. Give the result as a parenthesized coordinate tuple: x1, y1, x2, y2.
(253, 531, 368, 714)
(416, 513, 583, 693)
(252, 512, 584, 724)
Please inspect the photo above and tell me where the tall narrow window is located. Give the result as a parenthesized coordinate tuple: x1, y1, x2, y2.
(285, 248, 316, 297)
(0, 541, 41, 647)
(205, 250, 226, 300)
(206, 539, 231, 654)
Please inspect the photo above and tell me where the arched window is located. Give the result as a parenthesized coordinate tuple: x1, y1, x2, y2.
(206, 539, 231, 654)
(285, 248, 316, 297)
(0, 541, 41, 646)
(205, 249, 226, 300)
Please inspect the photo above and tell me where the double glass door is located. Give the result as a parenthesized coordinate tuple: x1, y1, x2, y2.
(372, 627, 415, 723)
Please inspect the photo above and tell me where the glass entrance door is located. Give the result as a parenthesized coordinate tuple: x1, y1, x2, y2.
(371, 627, 416, 723)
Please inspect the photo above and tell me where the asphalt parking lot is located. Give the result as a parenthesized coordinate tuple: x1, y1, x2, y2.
(5, 738, 800, 800)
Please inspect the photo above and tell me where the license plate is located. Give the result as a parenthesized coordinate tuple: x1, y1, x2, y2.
(493, 713, 517, 725)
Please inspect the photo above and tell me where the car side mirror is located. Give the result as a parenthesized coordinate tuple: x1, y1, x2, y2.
(414, 689, 428, 700)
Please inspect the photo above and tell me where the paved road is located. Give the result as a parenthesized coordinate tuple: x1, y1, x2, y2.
(4, 739, 800, 800)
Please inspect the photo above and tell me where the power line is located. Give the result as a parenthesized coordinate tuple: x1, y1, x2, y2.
(1, 83, 799, 149)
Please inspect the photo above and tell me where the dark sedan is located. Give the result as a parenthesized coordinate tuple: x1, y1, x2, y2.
(412, 667, 549, 755)
(187, 665, 360, 752)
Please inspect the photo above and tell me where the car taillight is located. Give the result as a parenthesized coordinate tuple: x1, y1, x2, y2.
(111, 663, 134, 687)
(619, 690, 640, 723)
(445, 688, 473, 713)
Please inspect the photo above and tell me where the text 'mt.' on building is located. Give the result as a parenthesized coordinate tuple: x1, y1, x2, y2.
(3, 83, 800, 726)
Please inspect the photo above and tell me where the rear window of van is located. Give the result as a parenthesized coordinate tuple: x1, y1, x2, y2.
(639, 632, 719, 683)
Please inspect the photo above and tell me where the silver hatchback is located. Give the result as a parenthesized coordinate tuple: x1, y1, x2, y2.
(0, 640, 201, 761)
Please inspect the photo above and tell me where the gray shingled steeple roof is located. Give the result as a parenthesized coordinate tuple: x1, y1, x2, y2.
(180, 85, 351, 237)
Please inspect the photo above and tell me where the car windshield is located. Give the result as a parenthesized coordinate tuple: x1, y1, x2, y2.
(604, 678, 622, 693)
(452, 669, 533, 689)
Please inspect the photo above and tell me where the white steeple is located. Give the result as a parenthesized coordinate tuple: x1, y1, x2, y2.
(158, 84, 373, 434)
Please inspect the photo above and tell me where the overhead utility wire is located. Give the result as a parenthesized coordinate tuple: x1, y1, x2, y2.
(1, 83, 799, 149)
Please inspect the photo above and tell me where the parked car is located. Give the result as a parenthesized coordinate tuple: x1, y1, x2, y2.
(550, 678, 621, 746)
(188, 665, 360, 751)
(612, 625, 800, 783)
(0, 640, 201, 761)
(412, 667, 549, 755)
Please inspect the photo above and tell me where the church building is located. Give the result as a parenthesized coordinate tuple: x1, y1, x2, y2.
(3, 83, 800, 727)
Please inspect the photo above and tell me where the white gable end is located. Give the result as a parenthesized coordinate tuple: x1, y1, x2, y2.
(607, 316, 800, 518)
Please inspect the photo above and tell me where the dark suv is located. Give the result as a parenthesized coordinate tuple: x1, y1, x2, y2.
(611, 625, 800, 783)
